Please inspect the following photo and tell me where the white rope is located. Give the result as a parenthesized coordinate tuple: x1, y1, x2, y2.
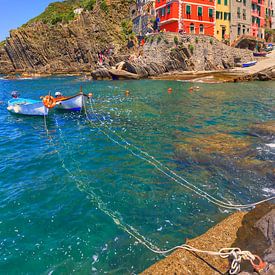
(83, 98, 275, 210)
(43, 110, 258, 275)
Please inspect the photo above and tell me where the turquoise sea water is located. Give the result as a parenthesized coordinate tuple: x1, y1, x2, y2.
(0, 77, 274, 274)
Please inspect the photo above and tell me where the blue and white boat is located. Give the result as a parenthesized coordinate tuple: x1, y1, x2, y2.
(242, 61, 257, 68)
(7, 97, 48, 116)
(55, 93, 86, 111)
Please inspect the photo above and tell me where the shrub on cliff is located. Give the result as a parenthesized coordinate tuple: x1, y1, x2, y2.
(81, 0, 96, 11)
(100, 0, 109, 12)
(121, 19, 133, 40)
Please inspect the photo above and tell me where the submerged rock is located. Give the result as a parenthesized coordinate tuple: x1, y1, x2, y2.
(174, 133, 274, 181)
(249, 121, 275, 142)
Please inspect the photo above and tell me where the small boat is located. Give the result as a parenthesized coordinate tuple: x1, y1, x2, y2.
(253, 52, 267, 57)
(42, 90, 93, 112)
(7, 97, 48, 116)
(242, 61, 257, 68)
(55, 93, 87, 111)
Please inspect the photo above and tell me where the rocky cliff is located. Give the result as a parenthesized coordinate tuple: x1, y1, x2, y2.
(92, 32, 254, 80)
(0, 0, 254, 77)
(0, 0, 133, 74)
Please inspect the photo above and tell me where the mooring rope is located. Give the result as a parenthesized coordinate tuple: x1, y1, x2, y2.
(43, 110, 267, 275)
(83, 97, 275, 210)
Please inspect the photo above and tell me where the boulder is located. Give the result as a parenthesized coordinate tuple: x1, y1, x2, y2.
(257, 72, 272, 81)
(91, 68, 112, 80)
(108, 68, 140, 80)
(124, 62, 148, 78)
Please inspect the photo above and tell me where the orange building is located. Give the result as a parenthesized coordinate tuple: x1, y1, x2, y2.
(155, 0, 215, 36)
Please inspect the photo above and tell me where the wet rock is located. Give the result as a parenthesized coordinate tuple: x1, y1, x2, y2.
(249, 121, 275, 141)
(108, 68, 140, 80)
(142, 204, 275, 275)
(174, 133, 274, 181)
(257, 72, 272, 81)
(91, 68, 112, 80)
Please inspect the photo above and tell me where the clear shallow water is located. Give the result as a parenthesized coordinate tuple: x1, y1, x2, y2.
(0, 77, 274, 274)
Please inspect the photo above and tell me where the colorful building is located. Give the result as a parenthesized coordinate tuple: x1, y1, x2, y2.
(131, 0, 156, 35)
(251, 0, 266, 38)
(230, 0, 252, 42)
(215, 0, 231, 41)
(155, 0, 215, 36)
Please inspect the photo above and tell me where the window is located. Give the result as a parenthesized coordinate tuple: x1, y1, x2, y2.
(224, 12, 229, 20)
(224, 0, 228, 5)
(218, 0, 221, 3)
(198, 6, 203, 16)
(186, 5, 191, 14)
(242, 25, 245, 34)
(243, 9, 246, 20)
(199, 24, 204, 34)
(161, 7, 165, 16)
(209, 8, 213, 17)
(216, 11, 222, 19)
(167, 5, 171, 14)
(238, 24, 241, 35)
(237, 7, 241, 18)
(243, 0, 246, 5)
(190, 23, 195, 34)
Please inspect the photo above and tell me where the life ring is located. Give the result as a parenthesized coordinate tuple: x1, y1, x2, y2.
(43, 95, 56, 109)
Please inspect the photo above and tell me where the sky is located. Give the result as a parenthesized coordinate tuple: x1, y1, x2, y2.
(0, 0, 54, 41)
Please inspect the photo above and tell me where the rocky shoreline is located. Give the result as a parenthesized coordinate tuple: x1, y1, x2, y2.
(142, 203, 275, 275)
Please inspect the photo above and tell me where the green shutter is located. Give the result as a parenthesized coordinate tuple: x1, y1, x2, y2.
(167, 5, 170, 14)
(198, 6, 202, 16)
(218, 0, 221, 4)
(209, 8, 213, 17)
(224, 0, 228, 5)
(186, 5, 191, 14)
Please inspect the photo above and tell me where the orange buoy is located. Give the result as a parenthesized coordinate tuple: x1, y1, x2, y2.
(167, 88, 172, 94)
(88, 93, 93, 98)
(125, 90, 130, 96)
(42, 95, 56, 109)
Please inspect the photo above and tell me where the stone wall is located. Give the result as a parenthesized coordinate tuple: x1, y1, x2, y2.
(122, 33, 253, 77)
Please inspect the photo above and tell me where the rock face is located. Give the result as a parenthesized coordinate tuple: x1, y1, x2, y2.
(0, 0, 132, 74)
(0, 9, 254, 77)
(121, 33, 254, 78)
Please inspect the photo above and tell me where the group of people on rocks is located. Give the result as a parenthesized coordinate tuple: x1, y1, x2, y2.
(97, 47, 114, 66)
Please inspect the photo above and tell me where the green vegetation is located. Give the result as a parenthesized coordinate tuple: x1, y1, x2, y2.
(174, 36, 179, 45)
(121, 19, 133, 40)
(0, 41, 6, 47)
(164, 38, 169, 45)
(157, 35, 162, 44)
(195, 37, 199, 44)
(188, 44, 194, 54)
(210, 38, 213, 45)
(100, 0, 109, 13)
(25, 0, 101, 26)
(82, 0, 96, 10)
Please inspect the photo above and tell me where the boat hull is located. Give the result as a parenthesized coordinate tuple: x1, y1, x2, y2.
(7, 98, 49, 116)
(55, 94, 84, 111)
(242, 61, 257, 68)
(253, 52, 267, 57)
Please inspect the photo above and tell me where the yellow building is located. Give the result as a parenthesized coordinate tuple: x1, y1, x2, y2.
(215, 0, 230, 42)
